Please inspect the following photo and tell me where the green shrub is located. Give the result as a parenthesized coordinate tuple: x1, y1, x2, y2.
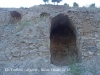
(67, 56, 85, 75)
(89, 3, 95, 8)
(73, 2, 79, 7)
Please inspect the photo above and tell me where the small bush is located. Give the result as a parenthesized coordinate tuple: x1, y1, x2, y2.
(16, 21, 30, 32)
(89, 3, 95, 8)
(67, 56, 85, 75)
(73, 2, 79, 7)
(64, 3, 69, 6)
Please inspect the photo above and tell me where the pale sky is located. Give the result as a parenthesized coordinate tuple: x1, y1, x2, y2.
(0, 0, 99, 8)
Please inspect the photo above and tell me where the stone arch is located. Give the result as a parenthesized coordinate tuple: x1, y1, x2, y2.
(40, 12, 50, 17)
(40, 12, 50, 20)
(50, 14, 79, 66)
(9, 11, 22, 24)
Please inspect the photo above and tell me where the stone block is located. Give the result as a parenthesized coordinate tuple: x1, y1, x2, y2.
(96, 42, 100, 49)
(83, 39, 95, 47)
(84, 46, 97, 52)
(0, 53, 8, 61)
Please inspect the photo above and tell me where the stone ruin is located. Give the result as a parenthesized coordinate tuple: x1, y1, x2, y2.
(0, 5, 100, 75)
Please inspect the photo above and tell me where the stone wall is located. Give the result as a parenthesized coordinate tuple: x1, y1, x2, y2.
(0, 5, 100, 75)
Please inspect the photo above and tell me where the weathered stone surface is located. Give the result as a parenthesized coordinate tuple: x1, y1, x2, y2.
(5, 52, 12, 60)
(96, 41, 100, 49)
(83, 39, 95, 47)
(0, 52, 8, 61)
(84, 46, 97, 52)
(0, 5, 100, 75)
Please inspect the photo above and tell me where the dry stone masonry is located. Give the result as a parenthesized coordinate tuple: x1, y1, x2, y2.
(0, 5, 100, 75)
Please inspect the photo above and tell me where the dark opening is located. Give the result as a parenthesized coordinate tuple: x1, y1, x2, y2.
(10, 11, 22, 24)
(40, 12, 50, 17)
(40, 12, 50, 20)
(50, 14, 78, 66)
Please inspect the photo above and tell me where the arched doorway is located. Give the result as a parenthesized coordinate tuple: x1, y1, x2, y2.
(50, 14, 79, 66)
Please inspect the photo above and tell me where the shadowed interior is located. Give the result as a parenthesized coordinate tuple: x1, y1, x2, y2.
(50, 14, 78, 66)
(10, 11, 22, 24)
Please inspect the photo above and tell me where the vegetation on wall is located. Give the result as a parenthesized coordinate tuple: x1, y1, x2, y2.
(42, 0, 98, 8)
(65, 56, 100, 75)
(52, 0, 62, 5)
(73, 2, 79, 7)
(43, 0, 62, 5)
(43, 0, 49, 4)
(64, 3, 69, 6)
(89, 3, 95, 8)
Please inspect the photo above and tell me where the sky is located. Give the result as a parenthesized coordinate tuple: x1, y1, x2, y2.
(0, 0, 100, 8)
